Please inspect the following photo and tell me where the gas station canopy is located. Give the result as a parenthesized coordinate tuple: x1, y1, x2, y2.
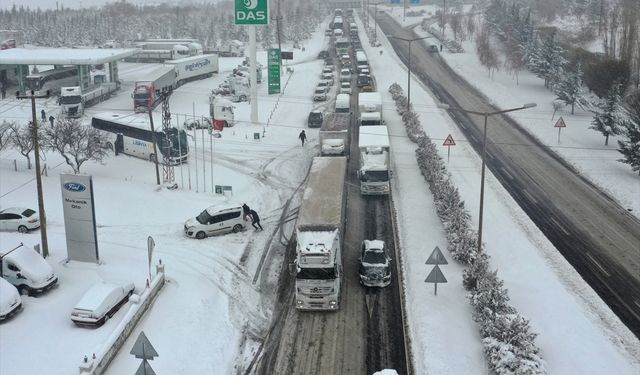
(0, 48, 139, 65)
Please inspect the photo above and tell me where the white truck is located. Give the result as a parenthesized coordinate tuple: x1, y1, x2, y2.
(0, 244, 58, 295)
(209, 95, 235, 128)
(358, 92, 383, 126)
(228, 75, 250, 102)
(164, 54, 218, 86)
(59, 82, 120, 118)
(295, 156, 347, 310)
(358, 125, 391, 195)
(319, 93, 351, 156)
(132, 66, 176, 112)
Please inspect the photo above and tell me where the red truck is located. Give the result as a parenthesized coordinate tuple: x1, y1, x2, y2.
(132, 66, 176, 112)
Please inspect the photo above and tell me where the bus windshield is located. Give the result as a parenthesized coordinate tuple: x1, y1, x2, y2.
(25, 77, 43, 91)
(59, 96, 81, 104)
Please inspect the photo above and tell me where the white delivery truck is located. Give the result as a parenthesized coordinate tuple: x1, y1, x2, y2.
(319, 94, 351, 156)
(59, 82, 120, 118)
(295, 156, 347, 310)
(358, 91, 383, 126)
(0, 244, 58, 295)
(358, 125, 391, 195)
(164, 54, 218, 86)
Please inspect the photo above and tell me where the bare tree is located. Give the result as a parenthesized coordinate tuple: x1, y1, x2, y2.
(450, 12, 463, 41)
(0, 120, 12, 152)
(466, 14, 476, 38)
(9, 122, 36, 169)
(42, 118, 109, 174)
(476, 26, 500, 78)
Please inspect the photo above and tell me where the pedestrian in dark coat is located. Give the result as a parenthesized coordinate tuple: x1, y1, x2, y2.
(242, 203, 251, 221)
(41, 109, 46, 122)
(0, 83, 5, 99)
(299, 130, 307, 146)
(249, 209, 263, 231)
(49, 115, 55, 127)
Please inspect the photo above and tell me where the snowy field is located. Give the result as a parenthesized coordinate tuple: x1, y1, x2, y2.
(1, 8, 639, 375)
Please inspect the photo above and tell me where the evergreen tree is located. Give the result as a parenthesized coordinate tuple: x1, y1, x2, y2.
(590, 84, 627, 145)
(618, 94, 640, 174)
(554, 63, 584, 114)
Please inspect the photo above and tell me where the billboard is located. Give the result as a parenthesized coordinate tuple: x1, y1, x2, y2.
(60, 174, 99, 263)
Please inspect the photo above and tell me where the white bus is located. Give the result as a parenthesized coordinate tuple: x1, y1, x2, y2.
(25, 66, 79, 96)
(91, 112, 188, 165)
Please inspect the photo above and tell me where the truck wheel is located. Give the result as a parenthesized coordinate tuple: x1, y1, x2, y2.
(195, 231, 206, 239)
(149, 154, 157, 163)
(232, 224, 243, 233)
(18, 225, 28, 233)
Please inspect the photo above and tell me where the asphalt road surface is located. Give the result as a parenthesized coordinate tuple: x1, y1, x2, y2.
(377, 13, 640, 338)
(252, 34, 409, 375)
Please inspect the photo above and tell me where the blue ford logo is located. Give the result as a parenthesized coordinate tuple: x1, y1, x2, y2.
(64, 182, 86, 192)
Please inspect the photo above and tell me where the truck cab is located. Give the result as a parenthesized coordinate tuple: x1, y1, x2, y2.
(0, 245, 58, 295)
(358, 126, 391, 195)
(59, 86, 84, 118)
(209, 96, 235, 128)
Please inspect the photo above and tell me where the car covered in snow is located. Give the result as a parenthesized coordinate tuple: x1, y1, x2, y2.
(0, 207, 40, 233)
(340, 68, 351, 83)
(313, 86, 328, 101)
(0, 278, 22, 321)
(0, 245, 58, 295)
(184, 204, 246, 239)
(358, 240, 392, 287)
(71, 282, 135, 327)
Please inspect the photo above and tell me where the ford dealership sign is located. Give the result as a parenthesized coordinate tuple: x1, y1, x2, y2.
(63, 182, 86, 192)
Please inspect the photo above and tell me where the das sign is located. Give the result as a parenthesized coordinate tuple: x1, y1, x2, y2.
(235, 0, 269, 25)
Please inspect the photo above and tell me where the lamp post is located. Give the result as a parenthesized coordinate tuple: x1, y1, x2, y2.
(389, 35, 432, 112)
(438, 103, 537, 254)
(370, 1, 383, 44)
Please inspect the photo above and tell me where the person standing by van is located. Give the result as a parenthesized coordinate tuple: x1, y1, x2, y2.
(299, 130, 307, 146)
(242, 203, 251, 221)
(249, 209, 263, 231)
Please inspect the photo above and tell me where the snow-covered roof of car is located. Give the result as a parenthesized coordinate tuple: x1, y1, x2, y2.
(205, 204, 242, 215)
(74, 282, 127, 311)
(363, 239, 385, 251)
(0, 207, 30, 215)
(0, 47, 139, 65)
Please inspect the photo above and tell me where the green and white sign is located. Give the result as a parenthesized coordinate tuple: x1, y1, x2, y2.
(235, 0, 269, 25)
(268, 48, 281, 94)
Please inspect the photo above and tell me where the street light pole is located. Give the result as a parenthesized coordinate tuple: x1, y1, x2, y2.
(438, 103, 537, 254)
(16, 89, 50, 257)
(389, 35, 432, 112)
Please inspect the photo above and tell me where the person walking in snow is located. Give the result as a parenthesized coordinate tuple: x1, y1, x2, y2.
(41, 109, 46, 122)
(242, 203, 251, 221)
(249, 209, 263, 231)
(49, 115, 55, 127)
(299, 130, 307, 146)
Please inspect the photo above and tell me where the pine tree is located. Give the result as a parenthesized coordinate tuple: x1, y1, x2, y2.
(590, 84, 627, 146)
(554, 63, 584, 114)
(618, 93, 640, 174)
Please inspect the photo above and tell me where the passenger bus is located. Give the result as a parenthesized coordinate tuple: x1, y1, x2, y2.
(91, 112, 188, 165)
(25, 66, 79, 96)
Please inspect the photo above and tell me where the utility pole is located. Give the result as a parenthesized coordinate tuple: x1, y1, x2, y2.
(442, 0, 446, 36)
(160, 88, 174, 183)
(16, 90, 50, 257)
(148, 110, 161, 185)
(271, 0, 283, 68)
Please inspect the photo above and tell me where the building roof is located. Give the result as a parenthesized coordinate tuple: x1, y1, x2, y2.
(0, 48, 139, 65)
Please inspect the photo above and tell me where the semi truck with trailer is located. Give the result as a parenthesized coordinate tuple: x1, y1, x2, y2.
(358, 125, 391, 195)
(59, 82, 120, 118)
(132, 66, 176, 112)
(319, 94, 351, 156)
(358, 91, 383, 126)
(164, 54, 218, 86)
(295, 156, 347, 310)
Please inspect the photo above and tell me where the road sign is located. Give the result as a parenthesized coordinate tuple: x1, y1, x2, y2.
(426, 246, 448, 265)
(235, 0, 269, 25)
(268, 48, 281, 95)
(281, 51, 293, 60)
(425, 264, 447, 295)
(215, 185, 233, 194)
(442, 134, 456, 146)
(135, 360, 156, 375)
(130, 331, 158, 360)
(554, 116, 567, 128)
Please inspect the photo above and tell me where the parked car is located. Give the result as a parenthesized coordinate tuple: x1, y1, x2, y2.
(340, 68, 351, 83)
(324, 58, 334, 68)
(428, 44, 439, 52)
(318, 50, 330, 59)
(340, 81, 352, 95)
(308, 110, 323, 128)
(318, 80, 331, 91)
(184, 118, 211, 130)
(322, 66, 333, 74)
(0, 207, 40, 233)
(0, 245, 58, 296)
(184, 204, 246, 239)
(0, 278, 22, 321)
(322, 72, 334, 83)
(71, 282, 135, 327)
(340, 54, 351, 67)
(313, 87, 328, 101)
(333, 29, 343, 37)
(358, 240, 392, 287)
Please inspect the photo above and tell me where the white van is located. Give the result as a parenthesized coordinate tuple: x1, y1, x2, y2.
(0, 278, 22, 321)
(335, 93, 350, 113)
(0, 245, 58, 295)
(71, 282, 135, 326)
(184, 204, 246, 239)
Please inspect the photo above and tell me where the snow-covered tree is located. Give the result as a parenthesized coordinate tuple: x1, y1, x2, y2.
(42, 118, 109, 174)
(590, 84, 627, 145)
(554, 63, 585, 114)
(9, 121, 36, 169)
(0, 120, 12, 152)
(476, 26, 500, 78)
(618, 93, 640, 174)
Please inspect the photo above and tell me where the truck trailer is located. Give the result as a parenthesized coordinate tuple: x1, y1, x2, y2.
(358, 125, 391, 195)
(132, 66, 176, 112)
(164, 54, 218, 86)
(295, 156, 348, 310)
(59, 82, 120, 118)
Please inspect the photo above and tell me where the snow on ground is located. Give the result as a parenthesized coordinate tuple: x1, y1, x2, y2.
(358, 7, 640, 374)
